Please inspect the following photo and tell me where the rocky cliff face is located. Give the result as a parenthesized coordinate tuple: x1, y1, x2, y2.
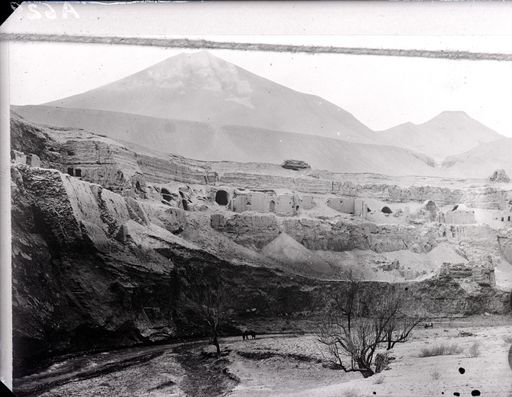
(10, 164, 312, 374)
(10, 114, 512, 379)
(12, 164, 511, 377)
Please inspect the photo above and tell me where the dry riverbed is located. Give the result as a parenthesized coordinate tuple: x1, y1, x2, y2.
(14, 316, 512, 397)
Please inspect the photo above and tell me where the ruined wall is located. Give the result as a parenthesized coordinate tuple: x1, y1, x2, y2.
(354, 198, 368, 218)
(301, 195, 315, 210)
(439, 262, 496, 287)
(275, 193, 300, 216)
(248, 191, 271, 212)
(330, 182, 465, 205)
(228, 190, 302, 216)
(498, 229, 512, 265)
(496, 209, 512, 223)
(230, 190, 271, 213)
(231, 193, 249, 212)
(445, 210, 476, 224)
(325, 196, 367, 218)
(211, 212, 439, 253)
(219, 172, 511, 209)
(327, 196, 355, 213)
(462, 187, 512, 210)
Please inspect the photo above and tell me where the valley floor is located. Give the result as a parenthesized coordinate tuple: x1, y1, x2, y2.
(14, 316, 512, 397)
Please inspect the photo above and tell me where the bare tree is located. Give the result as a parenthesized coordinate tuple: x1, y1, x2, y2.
(375, 288, 426, 351)
(189, 278, 226, 358)
(318, 276, 424, 378)
(382, 313, 425, 351)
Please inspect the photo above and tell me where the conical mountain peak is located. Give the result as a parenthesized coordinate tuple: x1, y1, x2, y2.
(427, 110, 472, 124)
(44, 52, 376, 143)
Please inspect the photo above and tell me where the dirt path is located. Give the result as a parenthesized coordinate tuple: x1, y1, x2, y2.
(174, 342, 239, 396)
(13, 337, 245, 396)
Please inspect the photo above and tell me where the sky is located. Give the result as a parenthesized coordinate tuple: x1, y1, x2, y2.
(4, 2, 512, 135)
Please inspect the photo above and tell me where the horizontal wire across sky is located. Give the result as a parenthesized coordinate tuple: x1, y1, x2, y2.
(2, 33, 512, 62)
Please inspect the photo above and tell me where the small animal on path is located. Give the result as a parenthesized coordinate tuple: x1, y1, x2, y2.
(242, 330, 256, 340)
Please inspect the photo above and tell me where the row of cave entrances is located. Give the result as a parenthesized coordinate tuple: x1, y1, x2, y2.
(214, 190, 280, 211)
(161, 189, 262, 210)
(163, 188, 395, 214)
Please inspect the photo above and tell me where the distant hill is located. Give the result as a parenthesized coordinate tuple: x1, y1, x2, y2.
(12, 105, 438, 176)
(14, 51, 508, 178)
(43, 51, 377, 144)
(379, 111, 503, 161)
(441, 137, 512, 178)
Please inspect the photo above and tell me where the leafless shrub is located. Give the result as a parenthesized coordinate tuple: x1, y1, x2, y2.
(467, 342, 481, 358)
(318, 274, 425, 378)
(430, 369, 441, 380)
(419, 343, 463, 357)
(374, 352, 392, 373)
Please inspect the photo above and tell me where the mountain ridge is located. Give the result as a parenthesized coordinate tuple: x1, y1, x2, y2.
(441, 137, 512, 178)
(379, 110, 503, 160)
(12, 104, 439, 176)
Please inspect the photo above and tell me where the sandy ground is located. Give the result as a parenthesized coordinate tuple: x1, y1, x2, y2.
(272, 324, 512, 397)
(226, 319, 512, 397)
(15, 316, 512, 397)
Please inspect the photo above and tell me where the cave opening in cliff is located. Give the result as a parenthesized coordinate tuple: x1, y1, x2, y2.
(75, 169, 82, 177)
(215, 190, 229, 206)
(269, 200, 275, 212)
(161, 188, 172, 202)
(381, 206, 393, 214)
(182, 199, 189, 210)
(67, 167, 74, 176)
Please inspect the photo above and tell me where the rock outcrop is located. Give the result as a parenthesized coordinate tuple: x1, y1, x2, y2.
(281, 159, 311, 171)
(489, 168, 511, 183)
